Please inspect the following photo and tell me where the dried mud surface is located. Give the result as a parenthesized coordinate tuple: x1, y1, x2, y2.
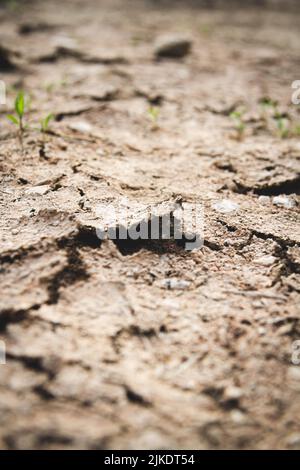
(0, 0, 300, 450)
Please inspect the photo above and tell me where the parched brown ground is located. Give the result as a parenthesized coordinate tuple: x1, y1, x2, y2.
(0, 0, 300, 450)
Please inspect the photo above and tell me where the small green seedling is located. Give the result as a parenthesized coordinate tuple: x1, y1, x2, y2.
(7, 91, 26, 151)
(259, 97, 277, 109)
(274, 114, 289, 138)
(259, 98, 290, 138)
(259, 97, 277, 132)
(40, 113, 54, 133)
(230, 109, 246, 140)
(200, 24, 213, 35)
(148, 106, 160, 126)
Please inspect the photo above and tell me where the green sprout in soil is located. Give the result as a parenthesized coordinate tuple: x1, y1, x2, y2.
(148, 106, 160, 128)
(230, 109, 246, 140)
(7, 90, 26, 151)
(259, 97, 290, 138)
(259, 97, 276, 130)
(274, 110, 289, 139)
(259, 97, 278, 109)
(40, 113, 54, 133)
(199, 24, 213, 35)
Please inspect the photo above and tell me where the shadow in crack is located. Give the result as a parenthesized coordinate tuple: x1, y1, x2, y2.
(108, 215, 202, 255)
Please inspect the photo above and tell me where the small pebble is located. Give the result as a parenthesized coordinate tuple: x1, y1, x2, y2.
(230, 410, 247, 424)
(253, 255, 276, 267)
(288, 366, 300, 380)
(25, 185, 50, 196)
(223, 386, 243, 401)
(258, 195, 271, 205)
(258, 326, 266, 335)
(273, 195, 295, 209)
(161, 278, 191, 290)
(286, 433, 300, 449)
(69, 121, 92, 133)
(252, 301, 264, 309)
(96, 148, 105, 156)
(58, 141, 68, 150)
(154, 35, 192, 59)
(213, 199, 239, 213)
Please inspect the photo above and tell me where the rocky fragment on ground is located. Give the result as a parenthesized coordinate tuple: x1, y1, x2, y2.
(160, 278, 191, 290)
(213, 199, 240, 214)
(18, 21, 59, 35)
(68, 121, 93, 134)
(273, 195, 296, 209)
(154, 35, 192, 59)
(0, 44, 18, 71)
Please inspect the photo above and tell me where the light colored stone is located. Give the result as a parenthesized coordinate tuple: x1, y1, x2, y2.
(213, 199, 239, 213)
(286, 433, 300, 449)
(68, 121, 92, 133)
(160, 278, 191, 290)
(230, 410, 248, 424)
(25, 185, 50, 196)
(258, 195, 271, 205)
(253, 255, 276, 267)
(273, 196, 296, 209)
(224, 386, 243, 401)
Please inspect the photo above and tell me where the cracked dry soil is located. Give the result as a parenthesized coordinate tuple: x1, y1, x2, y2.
(0, 0, 300, 450)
